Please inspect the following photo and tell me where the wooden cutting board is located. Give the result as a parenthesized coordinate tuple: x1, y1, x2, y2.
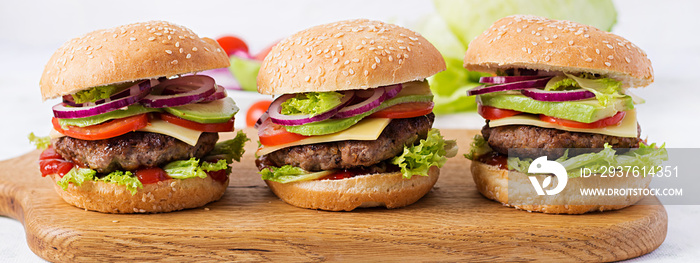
(0, 129, 666, 262)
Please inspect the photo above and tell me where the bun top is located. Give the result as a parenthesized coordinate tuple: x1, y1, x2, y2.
(40, 21, 229, 100)
(257, 19, 446, 95)
(464, 15, 653, 88)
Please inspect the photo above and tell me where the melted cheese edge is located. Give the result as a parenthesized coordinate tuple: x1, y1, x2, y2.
(488, 109, 638, 138)
(50, 119, 204, 146)
(256, 117, 391, 156)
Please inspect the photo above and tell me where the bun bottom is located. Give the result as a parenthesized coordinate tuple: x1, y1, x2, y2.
(470, 160, 651, 214)
(49, 174, 228, 213)
(265, 166, 439, 211)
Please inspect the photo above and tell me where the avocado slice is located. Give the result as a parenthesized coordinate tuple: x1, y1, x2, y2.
(57, 104, 162, 127)
(164, 97, 239, 123)
(477, 93, 634, 123)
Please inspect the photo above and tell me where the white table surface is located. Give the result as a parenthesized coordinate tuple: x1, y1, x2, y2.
(1, 0, 698, 262)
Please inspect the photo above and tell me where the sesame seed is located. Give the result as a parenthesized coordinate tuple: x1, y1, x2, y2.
(605, 62, 611, 67)
(375, 57, 380, 63)
(179, 48, 183, 53)
(516, 28, 522, 32)
(371, 63, 377, 69)
(351, 58, 359, 62)
(388, 56, 393, 62)
(531, 41, 537, 46)
(339, 51, 344, 56)
(344, 60, 350, 65)
(585, 58, 593, 62)
(403, 53, 409, 59)
(186, 54, 192, 59)
(606, 44, 614, 49)
(175, 42, 180, 47)
(544, 56, 550, 62)
(522, 47, 527, 52)
(88, 55, 93, 59)
(148, 37, 156, 41)
(356, 45, 363, 50)
(165, 50, 172, 54)
(527, 48, 532, 54)
(546, 41, 553, 44)
(305, 76, 311, 82)
(364, 70, 369, 76)
(192, 47, 198, 52)
(333, 58, 339, 63)
(625, 57, 631, 63)
(569, 41, 574, 45)
(608, 55, 614, 59)
(595, 49, 600, 54)
(342, 71, 348, 76)
(349, 69, 355, 75)
(406, 46, 411, 52)
(369, 47, 376, 51)
(171, 60, 178, 65)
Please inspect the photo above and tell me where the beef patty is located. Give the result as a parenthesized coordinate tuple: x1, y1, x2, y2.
(482, 122, 641, 159)
(53, 132, 218, 173)
(262, 113, 435, 171)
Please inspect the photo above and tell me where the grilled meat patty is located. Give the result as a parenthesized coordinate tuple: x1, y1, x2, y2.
(53, 132, 218, 173)
(482, 122, 641, 159)
(262, 113, 435, 171)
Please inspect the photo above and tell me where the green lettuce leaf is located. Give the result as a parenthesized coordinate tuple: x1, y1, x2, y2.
(28, 133, 51, 150)
(207, 131, 249, 163)
(565, 73, 625, 106)
(57, 167, 96, 190)
(229, 56, 261, 92)
(464, 134, 491, 160)
(508, 143, 668, 178)
(280, 92, 344, 117)
(259, 165, 334, 183)
(201, 159, 229, 172)
(544, 75, 579, 91)
(99, 171, 143, 195)
(391, 129, 457, 178)
(163, 158, 209, 179)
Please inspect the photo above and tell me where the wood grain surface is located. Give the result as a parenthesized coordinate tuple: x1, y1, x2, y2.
(0, 128, 667, 262)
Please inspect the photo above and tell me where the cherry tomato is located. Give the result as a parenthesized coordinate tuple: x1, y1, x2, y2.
(253, 40, 279, 61)
(216, 36, 249, 56)
(539, 111, 627, 129)
(135, 167, 171, 184)
(478, 105, 522, 120)
(369, 102, 434, 119)
(52, 114, 148, 141)
(160, 113, 234, 133)
(257, 118, 309, 147)
(246, 100, 272, 127)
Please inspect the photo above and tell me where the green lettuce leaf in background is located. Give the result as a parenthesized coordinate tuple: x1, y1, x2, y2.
(259, 165, 334, 183)
(416, 0, 617, 114)
(28, 133, 51, 150)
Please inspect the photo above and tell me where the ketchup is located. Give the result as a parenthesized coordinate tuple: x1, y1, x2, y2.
(477, 151, 508, 170)
(39, 146, 74, 178)
(206, 169, 229, 184)
(135, 167, 171, 184)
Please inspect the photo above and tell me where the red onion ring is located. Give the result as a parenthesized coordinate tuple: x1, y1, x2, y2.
(141, 75, 216, 108)
(383, 83, 403, 100)
(521, 88, 595, 102)
(334, 87, 385, 119)
(53, 80, 156, 119)
(200, 85, 228, 103)
(268, 90, 355, 126)
(467, 77, 552, 96)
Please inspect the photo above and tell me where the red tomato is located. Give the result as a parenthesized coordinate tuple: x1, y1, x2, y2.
(539, 111, 627, 129)
(253, 40, 279, 61)
(160, 113, 234, 133)
(40, 146, 62, 160)
(216, 36, 249, 56)
(478, 105, 522, 120)
(258, 118, 309, 146)
(246, 100, 272, 127)
(206, 169, 229, 183)
(135, 167, 171, 184)
(40, 159, 74, 178)
(52, 114, 148, 140)
(369, 102, 434, 119)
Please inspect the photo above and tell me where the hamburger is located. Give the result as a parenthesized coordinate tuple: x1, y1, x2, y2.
(464, 15, 666, 214)
(254, 19, 457, 211)
(34, 21, 248, 213)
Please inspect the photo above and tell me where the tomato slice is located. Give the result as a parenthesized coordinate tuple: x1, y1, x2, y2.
(135, 167, 171, 184)
(478, 105, 522, 120)
(40, 146, 62, 160)
(216, 36, 249, 56)
(369, 102, 434, 119)
(40, 159, 75, 178)
(246, 100, 272, 127)
(160, 113, 234, 133)
(539, 111, 627, 129)
(258, 118, 309, 146)
(52, 114, 148, 140)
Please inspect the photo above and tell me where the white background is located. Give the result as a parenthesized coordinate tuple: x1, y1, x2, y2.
(1, 0, 699, 261)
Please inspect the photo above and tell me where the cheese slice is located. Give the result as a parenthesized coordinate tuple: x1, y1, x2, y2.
(488, 110, 638, 138)
(49, 119, 204, 146)
(139, 119, 203, 146)
(256, 117, 392, 156)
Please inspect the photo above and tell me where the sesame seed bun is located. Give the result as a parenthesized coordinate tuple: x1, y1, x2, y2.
(470, 160, 651, 214)
(257, 19, 446, 95)
(40, 20, 230, 100)
(49, 173, 228, 213)
(264, 166, 439, 211)
(464, 15, 653, 88)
